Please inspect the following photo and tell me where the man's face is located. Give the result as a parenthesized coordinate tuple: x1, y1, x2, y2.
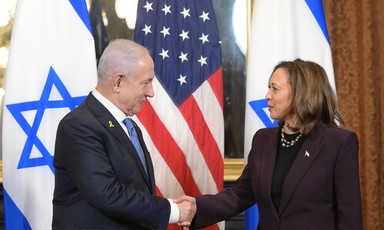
(117, 54, 155, 116)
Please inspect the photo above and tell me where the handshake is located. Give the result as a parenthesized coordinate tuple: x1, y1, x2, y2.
(174, 195, 197, 229)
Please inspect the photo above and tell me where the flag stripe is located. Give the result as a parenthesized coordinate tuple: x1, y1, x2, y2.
(136, 101, 202, 196)
(206, 68, 224, 110)
(304, 0, 330, 43)
(3, 190, 32, 230)
(194, 78, 224, 154)
(145, 77, 219, 194)
(133, 117, 186, 197)
(155, 186, 164, 197)
(179, 95, 223, 192)
(68, 0, 92, 34)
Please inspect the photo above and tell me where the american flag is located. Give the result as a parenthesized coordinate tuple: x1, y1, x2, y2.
(134, 0, 224, 229)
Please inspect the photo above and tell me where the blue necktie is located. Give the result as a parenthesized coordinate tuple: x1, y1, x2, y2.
(123, 118, 147, 175)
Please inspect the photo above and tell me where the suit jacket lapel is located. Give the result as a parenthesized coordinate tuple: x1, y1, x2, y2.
(85, 94, 154, 193)
(260, 127, 280, 219)
(278, 126, 322, 215)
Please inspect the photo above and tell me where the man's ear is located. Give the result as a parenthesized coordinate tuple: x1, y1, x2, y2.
(112, 74, 124, 92)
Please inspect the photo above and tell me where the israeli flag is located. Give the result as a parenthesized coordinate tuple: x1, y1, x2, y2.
(2, 0, 97, 229)
(244, 0, 335, 229)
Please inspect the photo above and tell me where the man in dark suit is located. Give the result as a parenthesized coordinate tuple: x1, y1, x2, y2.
(52, 39, 195, 229)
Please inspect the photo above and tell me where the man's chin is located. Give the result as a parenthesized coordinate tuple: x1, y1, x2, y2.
(132, 108, 142, 116)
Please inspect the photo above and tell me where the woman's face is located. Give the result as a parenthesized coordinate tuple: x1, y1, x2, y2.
(265, 68, 293, 121)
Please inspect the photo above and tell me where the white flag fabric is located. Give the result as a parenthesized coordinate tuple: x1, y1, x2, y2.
(244, 0, 335, 229)
(2, 0, 97, 229)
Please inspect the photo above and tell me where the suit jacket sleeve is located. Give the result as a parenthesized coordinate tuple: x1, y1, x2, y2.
(334, 131, 363, 229)
(191, 133, 261, 229)
(192, 165, 255, 229)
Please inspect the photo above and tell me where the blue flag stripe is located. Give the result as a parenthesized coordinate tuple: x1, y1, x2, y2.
(4, 189, 32, 230)
(245, 204, 259, 230)
(305, 0, 330, 44)
(68, 0, 93, 35)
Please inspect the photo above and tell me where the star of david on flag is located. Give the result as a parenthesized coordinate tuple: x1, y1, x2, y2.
(2, 0, 97, 229)
(6, 67, 86, 173)
(248, 99, 278, 128)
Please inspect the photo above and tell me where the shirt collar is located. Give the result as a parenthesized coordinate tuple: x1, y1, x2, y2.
(92, 89, 127, 123)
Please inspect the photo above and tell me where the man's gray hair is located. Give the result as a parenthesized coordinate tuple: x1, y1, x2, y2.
(97, 39, 150, 82)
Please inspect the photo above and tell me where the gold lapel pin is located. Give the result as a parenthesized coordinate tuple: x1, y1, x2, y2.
(108, 121, 115, 127)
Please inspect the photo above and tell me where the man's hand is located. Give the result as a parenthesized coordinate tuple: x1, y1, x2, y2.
(174, 195, 197, 229)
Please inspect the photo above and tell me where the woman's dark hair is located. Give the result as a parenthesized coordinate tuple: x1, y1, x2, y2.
(272, 59, 344, 135)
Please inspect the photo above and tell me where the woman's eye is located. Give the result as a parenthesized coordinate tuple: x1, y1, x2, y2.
(268, 85, 278, 91)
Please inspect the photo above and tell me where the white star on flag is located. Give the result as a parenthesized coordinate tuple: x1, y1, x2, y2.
(180, 7, 191, 18)
(142, 24, 152, 35)
(197, 55, 207, 66)
(199, 33, 209, 44)
(200, 11, 210, 22)
(161, 4, 172, 15)
(143, 1, 153, 12)
(177, 74, 187, 85)
(178, 52, 188, 63)
(179, 30, 190, 41)
(159, 48, 169, 59)
(160, 26, 170, 37)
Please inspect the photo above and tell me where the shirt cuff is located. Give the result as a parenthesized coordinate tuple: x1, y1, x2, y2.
(168, 199, 179, 223)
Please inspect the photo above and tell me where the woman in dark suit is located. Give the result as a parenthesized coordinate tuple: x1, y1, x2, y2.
(177, 59, 363, 230)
